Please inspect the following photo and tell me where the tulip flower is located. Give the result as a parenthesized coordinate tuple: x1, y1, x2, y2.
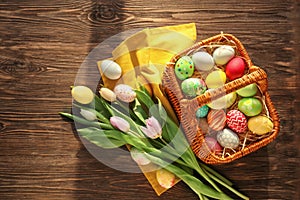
(110, 116, 130, 132)
(140, 116, 162, 139)
(80, 109, 97, 121)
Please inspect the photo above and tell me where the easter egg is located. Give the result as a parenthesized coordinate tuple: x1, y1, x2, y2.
(175, 56, 194, 80)
(236, 83, 258, 97)
(192, 51, 214, 71)
(99, 87, 116, 102)
(71, 86, 94, 104)
(130, 147, 151, 166)
(238, 97, 262, 116)
(156, 168, 176, 189)
(213, 45, 235, 65)
(207, 109, 226, 131)
(181, 78, 206, 97)
(226, 110, 247, 133)
(225, 57, 246, 80)
(217, 128, 240, 149)
(198, 118, 209, 134)
(205, 70, 227, 88)
(114, 84, 136, 103)
(196, 105, 209, 118)
(100, 60, 122, 80)
(205, 136, 223, 153)
(248, 115, 274, 135)
(207, 92, 237, 109)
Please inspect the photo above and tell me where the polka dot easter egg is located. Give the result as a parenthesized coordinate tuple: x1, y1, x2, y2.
(175, 56, 194, 80)
(196, 105, 209, 118)
(114, 84, 136, 103)
(217, 128, 240, 149)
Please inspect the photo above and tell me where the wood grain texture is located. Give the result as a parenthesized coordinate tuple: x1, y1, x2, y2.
(0, 0, 299, 199)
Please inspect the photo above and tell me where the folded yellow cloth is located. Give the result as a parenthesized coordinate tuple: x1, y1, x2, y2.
(97, 23, 197, 196)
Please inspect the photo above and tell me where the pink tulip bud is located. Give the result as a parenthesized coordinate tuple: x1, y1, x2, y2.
(110, 116, 130, 132)
(140, 116, 162, 139)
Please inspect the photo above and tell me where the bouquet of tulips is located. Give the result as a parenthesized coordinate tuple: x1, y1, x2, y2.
(60, 84, 249, 200)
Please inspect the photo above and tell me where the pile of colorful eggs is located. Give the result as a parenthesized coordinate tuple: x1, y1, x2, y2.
(174, 45, 274, 156)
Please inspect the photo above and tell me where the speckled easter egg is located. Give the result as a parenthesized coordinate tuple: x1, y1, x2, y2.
(217, 128, 240, 149)
(192, 51, 214, 71)
(226, 110, 247, 133)
(248, 115, 274, 135)
(181, 78, 206, 97)
(238, 97, 262, 117)
(205, 70, 227, 88)
(196, 105, 209, 118)
(213, 45, 235, 65)
(175, 56, 194, 80)
(156, 168, 176, 189)
(236, 83, 258, 97)
(100, 60, 122, 80)
(207, 109, 226, 131)
(114, 84, 136, 103)
(225, 57, 246, 80)
(207, 92, 237, 109)
(205, 136, 223, 153)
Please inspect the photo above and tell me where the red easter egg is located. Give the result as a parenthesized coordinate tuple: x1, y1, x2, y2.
(226, 110, 247, 133)
(225, 57, 246, 80)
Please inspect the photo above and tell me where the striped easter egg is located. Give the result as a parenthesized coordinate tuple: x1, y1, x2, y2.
(207, 109, 226, 131)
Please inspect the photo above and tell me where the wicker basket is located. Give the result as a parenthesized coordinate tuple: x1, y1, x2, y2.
(162, 33, 280, 164)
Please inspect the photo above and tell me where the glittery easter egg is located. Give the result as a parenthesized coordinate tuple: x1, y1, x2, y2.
(213, 45, 235, 65)
(192, 51, 214, 71)
(248, 115, 274, 135)
(205, 136, 223, 153)
(238, 97, 262, 117)
(196, 105, 209, 118)
(205, 70, 227, 88)
(175, 56, 194, 80)
(225, 57, 246, 80)
(114, 84, 136, 103)
(207, 92, 237, 109)
(207, 109, 226, 131)
(217, 128, 240, 149)
(226, 110, 247, 133)
(236, 83, 258, 97)
(181, 78, 206, 97)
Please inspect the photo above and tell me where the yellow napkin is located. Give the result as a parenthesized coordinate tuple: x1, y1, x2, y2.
(97, 23, 197, 195)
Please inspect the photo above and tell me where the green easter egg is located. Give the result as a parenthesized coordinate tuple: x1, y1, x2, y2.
(181, 78, 206, 97)
(196, 105, 209, 118)
(236, 83, 258, 97)
(238, 97, 262, 116)
(175, 56, 194, 80)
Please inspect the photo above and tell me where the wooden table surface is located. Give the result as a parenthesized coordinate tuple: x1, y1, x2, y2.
(0, 0, 299, 199)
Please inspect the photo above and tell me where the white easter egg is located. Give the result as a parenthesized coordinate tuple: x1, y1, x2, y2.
(192, 51, 215, 71)
(213, 45, 235, 65)
(100, 60, 122, 80)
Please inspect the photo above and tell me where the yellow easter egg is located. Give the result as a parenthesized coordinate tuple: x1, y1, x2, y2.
(71, 86, 94, 104)
(248, 115, 274, 135)
(205, 70, 226, 88)
(156, 168, 176, 189)
(208, 92, 237, 109)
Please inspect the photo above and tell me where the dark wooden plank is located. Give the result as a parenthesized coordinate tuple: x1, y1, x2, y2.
(0, 0, 299, 199)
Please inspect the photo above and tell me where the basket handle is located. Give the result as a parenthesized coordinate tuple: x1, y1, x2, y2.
(193, 66, 268, 107)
